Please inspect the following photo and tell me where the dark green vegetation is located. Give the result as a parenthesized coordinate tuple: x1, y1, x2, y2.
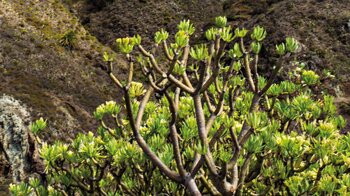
(10, 17, 350, 195)
(59, 30, 77, 49)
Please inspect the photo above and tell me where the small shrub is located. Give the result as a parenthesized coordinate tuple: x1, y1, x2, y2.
(59, 30, 76, 49)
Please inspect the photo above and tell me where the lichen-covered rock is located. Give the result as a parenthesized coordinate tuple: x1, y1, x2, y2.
(0, 95, 40, 183)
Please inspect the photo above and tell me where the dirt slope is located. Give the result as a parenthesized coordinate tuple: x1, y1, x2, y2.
(0, 0, 127, 141)
(72, 0, 225, 45)
(0, 0, 129, 191)
(75, 0, 349, 92)
(74, 0, 350, 115)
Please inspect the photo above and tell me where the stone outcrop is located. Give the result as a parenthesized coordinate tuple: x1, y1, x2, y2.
(0, 95, 40, 184)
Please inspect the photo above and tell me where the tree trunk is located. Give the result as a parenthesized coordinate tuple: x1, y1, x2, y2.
(185, 175, 201, 195)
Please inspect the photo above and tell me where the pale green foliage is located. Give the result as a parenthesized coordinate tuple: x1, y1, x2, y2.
(234, 27, 248, 38)
(9, 183, 32, 196)
(205, 27, 218, 41)
(94, 101, 120, 120)
(251, 26, 266, 41)
(228, 43, 243, 58)
(11, 16, 350, 195)
(232, 61, 242, 72)
(103, 51, 114, 62)
(275, 37, 300, 56)
(174, 30, 189, 49)
(276, 43, 286, 55)
(285, 37, 299, 53)
(29, 117, 47, 135)
(154, 29, 169, 44)
(215, 16, 227, 28)
(251, 41, 261, 54)
(173, 62, 186, 75)
(220, 26, 235, 42)
(190, 44, 209, 61)
(177, 19, 195, 35)
(115, 35, 141, 54)
(302, 70, 320, 85)
(129, 82, 145, 98)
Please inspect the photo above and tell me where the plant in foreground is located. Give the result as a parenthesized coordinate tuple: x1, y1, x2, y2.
(11, 16, 349, 195)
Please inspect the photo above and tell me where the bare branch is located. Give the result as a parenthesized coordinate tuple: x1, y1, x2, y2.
(236, 153, 253, 193)
(165, 92, 186, 177)
(252, 54, 259, 92)
(138, 45, 195, 94)
(195, 61, 208, 94)
(162, 40, 173, 60)
(240, 37, 255, 92)
(193, 95, 218, 176)
(199, 174, 220, 195)
(181, 45, 194, 88)
(126, 54, 134, 88)
(123, 88, 182, 182)
(108, 62, 123, 89)
(205, 88, 226, 132)
(204, 91, 215, 113)
(191, 120, 226, 177)
(167, 53, 179, 76)
(198, 43, 226, 93)
(258, 54, 290, 96)
(243, 54, 256, 92)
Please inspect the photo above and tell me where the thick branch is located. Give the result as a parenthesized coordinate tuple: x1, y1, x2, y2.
(165, 92, 186, 177)
(193, 95, 218, 176)
(243, 54, 255, 92)
(195, 61, 208, 94)
(236, 153, 253, 195)
(162, 40, 173, 60)
(240, 37, 255, 92)
(135, 88, 154, 128)
(123, 87, 182, 182)
(181, 45, 194, 88)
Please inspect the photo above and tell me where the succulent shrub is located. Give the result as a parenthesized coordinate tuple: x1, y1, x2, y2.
(11, 16, 349, 195)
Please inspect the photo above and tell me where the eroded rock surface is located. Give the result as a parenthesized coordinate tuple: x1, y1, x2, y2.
(0, 95, 38, 184)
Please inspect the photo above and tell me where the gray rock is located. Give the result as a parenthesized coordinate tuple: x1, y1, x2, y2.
(0, 95, 34, 183)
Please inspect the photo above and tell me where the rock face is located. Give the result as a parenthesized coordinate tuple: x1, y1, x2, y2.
(0, 95, 38, 184)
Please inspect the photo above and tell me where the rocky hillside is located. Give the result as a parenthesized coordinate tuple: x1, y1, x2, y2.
(75, 0, 350, 94)
(0, 0, 349, 192)
(73, 0, 350, 122)
(0, 0, 128, 141)
(0, 0, 124, 191)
